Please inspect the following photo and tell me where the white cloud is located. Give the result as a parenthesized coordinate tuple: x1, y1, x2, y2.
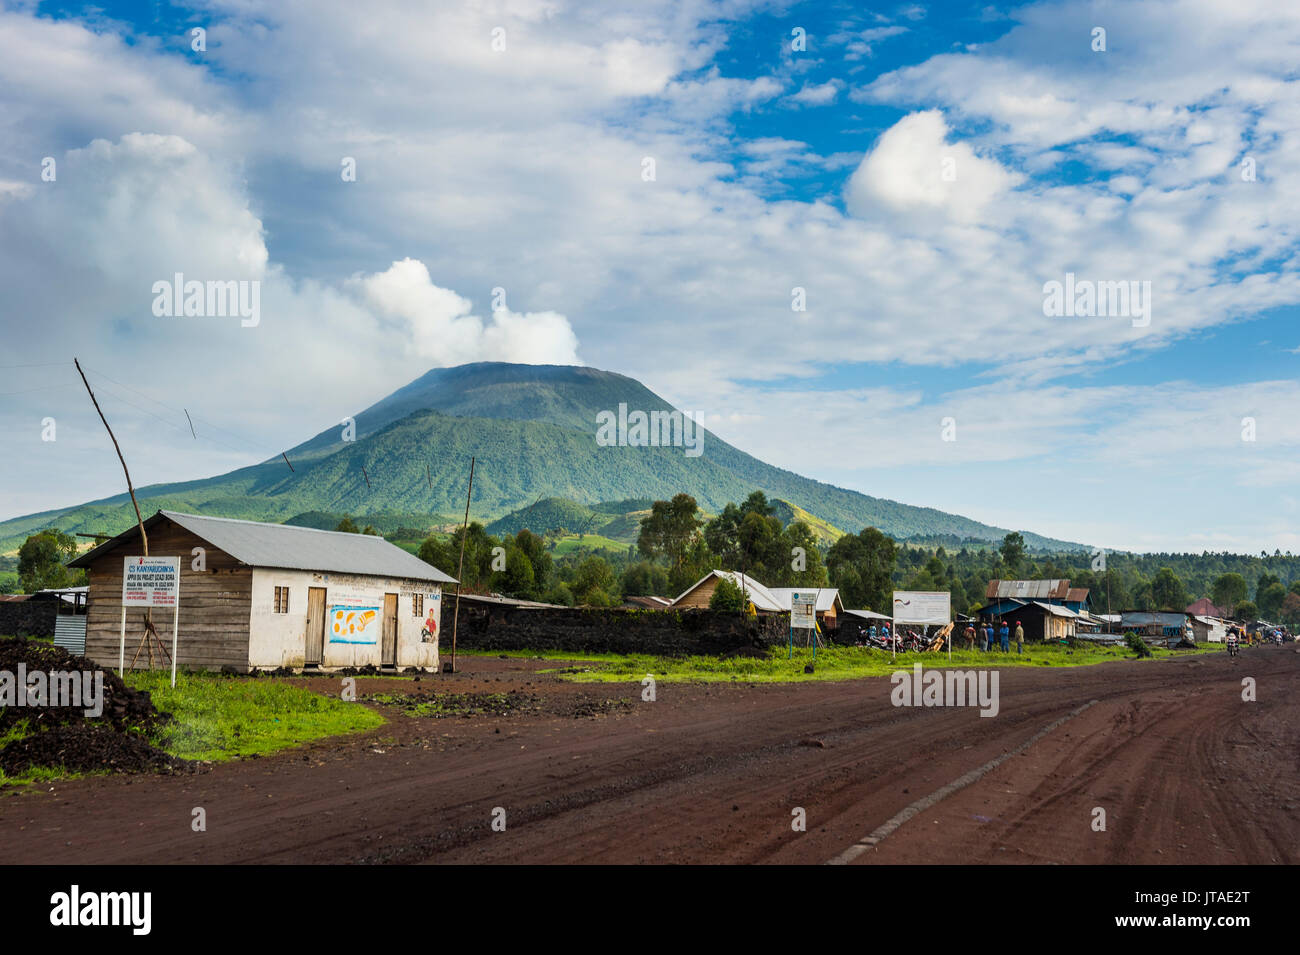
(351, 258, 581, 367)
(845, 109, 1023, 223)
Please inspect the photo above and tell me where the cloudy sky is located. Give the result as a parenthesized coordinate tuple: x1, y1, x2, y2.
(2, 0, 1298, 553)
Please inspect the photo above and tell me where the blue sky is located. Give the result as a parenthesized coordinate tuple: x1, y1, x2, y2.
(2, 0, 1299, 553)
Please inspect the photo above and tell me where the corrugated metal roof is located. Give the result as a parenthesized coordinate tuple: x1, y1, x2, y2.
(1186, 597, 1228, 617)
(70, 510, 456, 584)
(986, 579, 1071, 600)
(670, 570, 786, 612)
(1030, 600, 1078, 619)
(1121, 611, 1188, 628)
(768, 588, 842, 613)
(1066, 588, 1089, 603)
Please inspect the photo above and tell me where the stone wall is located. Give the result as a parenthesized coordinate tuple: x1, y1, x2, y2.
(451, 604, 789, 655)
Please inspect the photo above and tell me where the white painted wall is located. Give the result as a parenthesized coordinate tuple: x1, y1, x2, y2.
(248, 568, 441, 670)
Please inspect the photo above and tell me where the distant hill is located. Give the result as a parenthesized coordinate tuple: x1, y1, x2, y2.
(0, 362, 1085, 554)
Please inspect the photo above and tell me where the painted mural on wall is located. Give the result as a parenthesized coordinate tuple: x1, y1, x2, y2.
(421, 592, 441, 644)
(329, 594, 381, 644)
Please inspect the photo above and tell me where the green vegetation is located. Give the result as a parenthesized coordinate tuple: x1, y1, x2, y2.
(709, 576, 747, 611)
(16, 528, 85, 593)
(547, 641, 1221, 684)
(125, 672, 385, 762)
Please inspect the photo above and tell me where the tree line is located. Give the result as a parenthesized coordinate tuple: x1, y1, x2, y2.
(10, 497, 1299, 626)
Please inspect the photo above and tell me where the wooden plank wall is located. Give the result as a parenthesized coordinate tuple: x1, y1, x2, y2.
(84, 519, 252, 671)
(673, 577, 717, 610)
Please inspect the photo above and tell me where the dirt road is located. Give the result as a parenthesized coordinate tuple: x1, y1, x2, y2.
(2, 647, 1296, 864)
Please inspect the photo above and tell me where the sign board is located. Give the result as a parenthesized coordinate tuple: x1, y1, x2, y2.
(122, 556, 180, 607)
(329, 593, 381, 645)
(790, 591, 817, 630)
(892, 590, 951, 626)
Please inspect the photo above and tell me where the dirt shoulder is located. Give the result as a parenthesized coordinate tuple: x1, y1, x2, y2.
(1, 648, 1293, 865)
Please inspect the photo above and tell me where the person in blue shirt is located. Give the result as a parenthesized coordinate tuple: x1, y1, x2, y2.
(999, 621, 1010, 652)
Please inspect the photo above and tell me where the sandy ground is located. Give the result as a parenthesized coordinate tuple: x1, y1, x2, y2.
(1, 647, 1295, 864)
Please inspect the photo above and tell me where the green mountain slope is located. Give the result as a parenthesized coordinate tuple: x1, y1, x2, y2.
(0, 362, 1085, 554)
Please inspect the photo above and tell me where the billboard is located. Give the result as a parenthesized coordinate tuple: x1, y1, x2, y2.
(790, 591, 817, 630)
(122, 556, 180, 608)
(892, 590, 951, 626)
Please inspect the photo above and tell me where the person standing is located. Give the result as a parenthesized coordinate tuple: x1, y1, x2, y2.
(965, 623, 976, 650)
(999, 621, 1010, 653)
(1015, 621, 1024, 655)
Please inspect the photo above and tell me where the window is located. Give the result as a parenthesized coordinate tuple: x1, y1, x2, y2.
(412, 593, 424, 616)
(274, 586, 290, 613)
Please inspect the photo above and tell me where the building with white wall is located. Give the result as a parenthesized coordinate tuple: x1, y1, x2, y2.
(70, 510, 456, 672)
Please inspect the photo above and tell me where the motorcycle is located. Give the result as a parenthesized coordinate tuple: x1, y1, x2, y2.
(1226, 639, 1239, 657)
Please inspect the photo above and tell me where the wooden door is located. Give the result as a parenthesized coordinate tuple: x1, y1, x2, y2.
(381, 593, 398, 667)
(305, 587, 326, 665)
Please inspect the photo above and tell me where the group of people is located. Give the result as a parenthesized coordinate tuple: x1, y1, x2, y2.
(963, 620, 1025, 654)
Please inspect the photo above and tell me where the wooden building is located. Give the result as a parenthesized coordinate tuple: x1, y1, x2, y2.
(669, 571, 843, 629)
(976, 598, 1078, 642)
(670, 570, 786, 612)
(68, 510, 456, 672)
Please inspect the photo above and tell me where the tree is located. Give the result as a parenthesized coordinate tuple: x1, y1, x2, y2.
(418, 523, 500, 592)
(1211, 572, 1248, 610)
(1280, 592, 1300, 628)
(1149, 567, 1188, 611)
(572, 556, 618, 605)
(621, 560, 670, 597)
(637, 494, 704, 574)
(827, 527, 896, 612)
(770, 522, 828, 588)
(999, 532, 1026, 575)
(1235, 600, 1258, 621)
(709, 576, 747, 612)
(513, 529, 553, 593)
(335, 516, 360, 533)
(1257, 581, 1287, 619)
(497, 542, 536, 598)
(18, 529, 82, 593)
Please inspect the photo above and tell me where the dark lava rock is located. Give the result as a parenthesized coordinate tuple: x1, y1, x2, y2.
(0, 724, 194, 776)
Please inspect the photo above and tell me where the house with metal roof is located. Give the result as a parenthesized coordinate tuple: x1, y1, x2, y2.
(68, 510, 456, 672)
(768, 588, 844, 629)
(670, 570, 786, 613)
(984, 579, 1090, 615)
(974, 597, 1080, 642)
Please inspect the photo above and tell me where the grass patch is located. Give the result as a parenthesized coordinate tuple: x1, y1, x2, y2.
(124, 671, 386, 762)
(550, 641, 1223, 684)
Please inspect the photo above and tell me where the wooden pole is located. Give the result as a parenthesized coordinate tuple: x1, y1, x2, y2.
(76, 358, 159, 669)
(449, 456, 475, 673)
(75, 359, 147, 556)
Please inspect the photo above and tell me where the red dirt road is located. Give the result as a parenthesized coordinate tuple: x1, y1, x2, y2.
(2, 648, 1296, 864)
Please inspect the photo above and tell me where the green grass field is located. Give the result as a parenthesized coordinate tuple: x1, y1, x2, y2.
(125, 672, 386, 762)
(549, 533, 630, 556)
(475, 641, 1224, 684)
